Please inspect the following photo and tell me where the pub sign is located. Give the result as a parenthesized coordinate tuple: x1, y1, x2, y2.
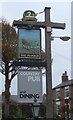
(18, 28, 41, 59)
(17, 69, 42, 103)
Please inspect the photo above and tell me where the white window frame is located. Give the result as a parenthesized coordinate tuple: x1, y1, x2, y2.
(56, 88, 60, 100)
(56, 101, 60, 116)
(64, 86, 69, 99)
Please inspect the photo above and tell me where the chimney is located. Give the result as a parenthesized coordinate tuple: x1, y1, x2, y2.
(62, 71, 68, 82)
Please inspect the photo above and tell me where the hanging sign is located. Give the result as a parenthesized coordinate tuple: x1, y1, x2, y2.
(18, 28, 41, 59)
(17, 69, 42, 103)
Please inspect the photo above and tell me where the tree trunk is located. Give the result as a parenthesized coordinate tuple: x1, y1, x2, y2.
(4, 63, 10, 118)
(4, 92, 10, 118)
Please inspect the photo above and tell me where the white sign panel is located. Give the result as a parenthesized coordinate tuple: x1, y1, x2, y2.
(17, 69, 42, 103)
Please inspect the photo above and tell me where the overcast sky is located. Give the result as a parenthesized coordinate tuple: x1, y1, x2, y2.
(0, 0, 72, 94)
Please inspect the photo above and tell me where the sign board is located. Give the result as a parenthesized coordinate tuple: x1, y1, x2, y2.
(18, 28, 41, 59)
(17, 69, 42, 103)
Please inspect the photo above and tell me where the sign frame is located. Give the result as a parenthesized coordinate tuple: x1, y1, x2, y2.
(18, 27, 41, 59)
(17, 69, 42, 103)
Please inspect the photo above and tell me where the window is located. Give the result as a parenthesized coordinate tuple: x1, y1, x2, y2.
(56, 88, 60, 100)
(64, 86, 69, 99)
(56, 101, 61, 116)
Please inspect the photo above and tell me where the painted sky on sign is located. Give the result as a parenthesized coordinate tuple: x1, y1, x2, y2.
(0, 1, 71, 94)
(19, 29, 40, 41)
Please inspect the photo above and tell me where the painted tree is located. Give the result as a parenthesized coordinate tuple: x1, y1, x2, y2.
(0, 18, 18, 118)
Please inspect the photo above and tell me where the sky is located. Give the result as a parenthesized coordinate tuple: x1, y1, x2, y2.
(0, 0, 72, 94)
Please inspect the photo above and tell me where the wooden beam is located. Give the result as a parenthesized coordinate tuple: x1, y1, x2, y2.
(13, 20, 65, 29)
(50, 22, 65, 29)
(12, 60, 46, 67)
(13, 20, 46, 28)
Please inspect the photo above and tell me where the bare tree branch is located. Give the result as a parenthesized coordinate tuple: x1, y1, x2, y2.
(0, 68, 5, 75)
(9, 71, 18, 83)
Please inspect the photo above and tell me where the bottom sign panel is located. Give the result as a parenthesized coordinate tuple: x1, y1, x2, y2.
(17, 69, 42, 103)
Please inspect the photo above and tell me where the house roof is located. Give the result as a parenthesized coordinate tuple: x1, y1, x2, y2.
(53, 79, 73, 89)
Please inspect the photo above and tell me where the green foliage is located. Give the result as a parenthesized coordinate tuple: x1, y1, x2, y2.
(39, 104, 46, 118)
(19, 104, 32, 118)
(7, 103, 47, 119)
(70, 108, 73, 113)
(8, 103, 32, 118)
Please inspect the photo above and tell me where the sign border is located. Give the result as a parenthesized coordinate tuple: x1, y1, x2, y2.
(17, 69, 42, 103)
(18, 27, 41, 59)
